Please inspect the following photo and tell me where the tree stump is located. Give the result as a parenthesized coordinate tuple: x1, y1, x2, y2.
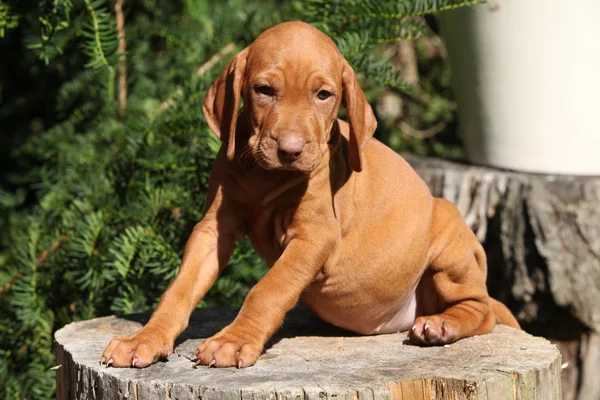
(55, 307, 561, 400)
(406, 154, 600, 400)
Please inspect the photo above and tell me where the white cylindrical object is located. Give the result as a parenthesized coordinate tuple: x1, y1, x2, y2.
(440, 1, 600, 175)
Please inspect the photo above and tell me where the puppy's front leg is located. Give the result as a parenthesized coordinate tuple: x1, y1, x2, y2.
(102, 189, 239, 368)
(195, 234, 333, 368)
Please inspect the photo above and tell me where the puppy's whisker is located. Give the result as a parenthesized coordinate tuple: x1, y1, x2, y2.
(328, 143, 343, 169)
(240, 146, 255, 168)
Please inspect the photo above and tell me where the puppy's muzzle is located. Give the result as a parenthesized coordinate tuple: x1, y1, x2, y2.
(277, 137, 306, 163)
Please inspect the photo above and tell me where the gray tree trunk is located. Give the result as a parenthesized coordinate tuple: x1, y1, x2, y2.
(408, 154, 600, 400)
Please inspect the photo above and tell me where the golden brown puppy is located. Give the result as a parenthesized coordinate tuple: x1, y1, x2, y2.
(102, 21, 519, 369)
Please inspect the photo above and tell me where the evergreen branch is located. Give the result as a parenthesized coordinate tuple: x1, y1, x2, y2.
(306, 0, 484, 21)
(36, 235, 70, 264)
(107, 226, 147, 278)
(0, 2, 19, 37)
(158, 42, 236, 113)
(26, 0, 73, 63)
(0, 273, 23, 295)
(83, 0, 115, 100)
(115, 0, 127, 118)
(55, 69, 99, 115)
(363, 0, 485, 18)
(1, 233, 71, 297)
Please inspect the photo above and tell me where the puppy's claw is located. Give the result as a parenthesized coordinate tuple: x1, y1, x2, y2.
(106, 358, 113, 368)
(100, 356, 106, 365)
(237, 359, 244, 369)
(193, 359, 202, 368)
(208, 359, 216, 368)
(132, 358, 138, 367)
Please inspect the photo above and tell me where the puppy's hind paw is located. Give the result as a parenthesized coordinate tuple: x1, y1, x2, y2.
(408, 315, 457, 346)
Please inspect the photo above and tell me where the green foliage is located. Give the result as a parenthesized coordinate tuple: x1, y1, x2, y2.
(27, 0, 74, 63)
(305, 0, 482, 91)
(382, 30, 466, 159)
(304, 0, 480, 160)
(0, 2, 19, 37)
(81, 0, 119, 98)
(0, 0, 476, 398)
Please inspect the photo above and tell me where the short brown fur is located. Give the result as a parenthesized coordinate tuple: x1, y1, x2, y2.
(102, 22, 519, 369)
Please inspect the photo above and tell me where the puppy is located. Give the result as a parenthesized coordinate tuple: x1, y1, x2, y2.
(102, 21, 519, 369)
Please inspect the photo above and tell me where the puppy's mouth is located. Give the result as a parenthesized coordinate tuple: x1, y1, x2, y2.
(253, 142, 320, 172)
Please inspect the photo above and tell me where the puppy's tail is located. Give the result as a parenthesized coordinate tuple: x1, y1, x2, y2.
(490, 297, 521, 329)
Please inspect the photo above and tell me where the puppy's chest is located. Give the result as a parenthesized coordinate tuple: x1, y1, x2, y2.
(245, 205, 296, 266)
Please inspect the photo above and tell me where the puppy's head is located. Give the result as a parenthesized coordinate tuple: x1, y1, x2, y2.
(203, 21, 377, 172)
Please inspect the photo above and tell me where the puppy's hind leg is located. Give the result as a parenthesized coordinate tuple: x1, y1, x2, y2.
(490, 297, 520, 329)
(409, 198, 497, 345)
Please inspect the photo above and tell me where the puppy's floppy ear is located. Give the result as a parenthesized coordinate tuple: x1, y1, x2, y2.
(342, 59, 377, 172)
(202, 47, 249, 161)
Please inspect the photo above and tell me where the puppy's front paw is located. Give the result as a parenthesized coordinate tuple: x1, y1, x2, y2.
(101, 328, 173, 368)
(408, 315, 458, 346)
(194, 326, 262, 368)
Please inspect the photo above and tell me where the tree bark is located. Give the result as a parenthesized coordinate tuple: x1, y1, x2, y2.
(55, 307, 561, 400)
(407, 154, 600, 400)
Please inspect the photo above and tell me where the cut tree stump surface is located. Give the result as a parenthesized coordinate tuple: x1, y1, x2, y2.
(55, 307, 561, 399)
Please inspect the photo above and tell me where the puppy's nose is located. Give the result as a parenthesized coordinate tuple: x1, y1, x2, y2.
(277, 137, 306, 162)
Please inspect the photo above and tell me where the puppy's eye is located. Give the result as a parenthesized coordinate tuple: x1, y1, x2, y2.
(317, 90, 333, 100)
(255, 85, 274, 96)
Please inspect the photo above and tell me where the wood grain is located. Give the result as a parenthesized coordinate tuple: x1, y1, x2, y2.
(55, 307, 561, 399)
